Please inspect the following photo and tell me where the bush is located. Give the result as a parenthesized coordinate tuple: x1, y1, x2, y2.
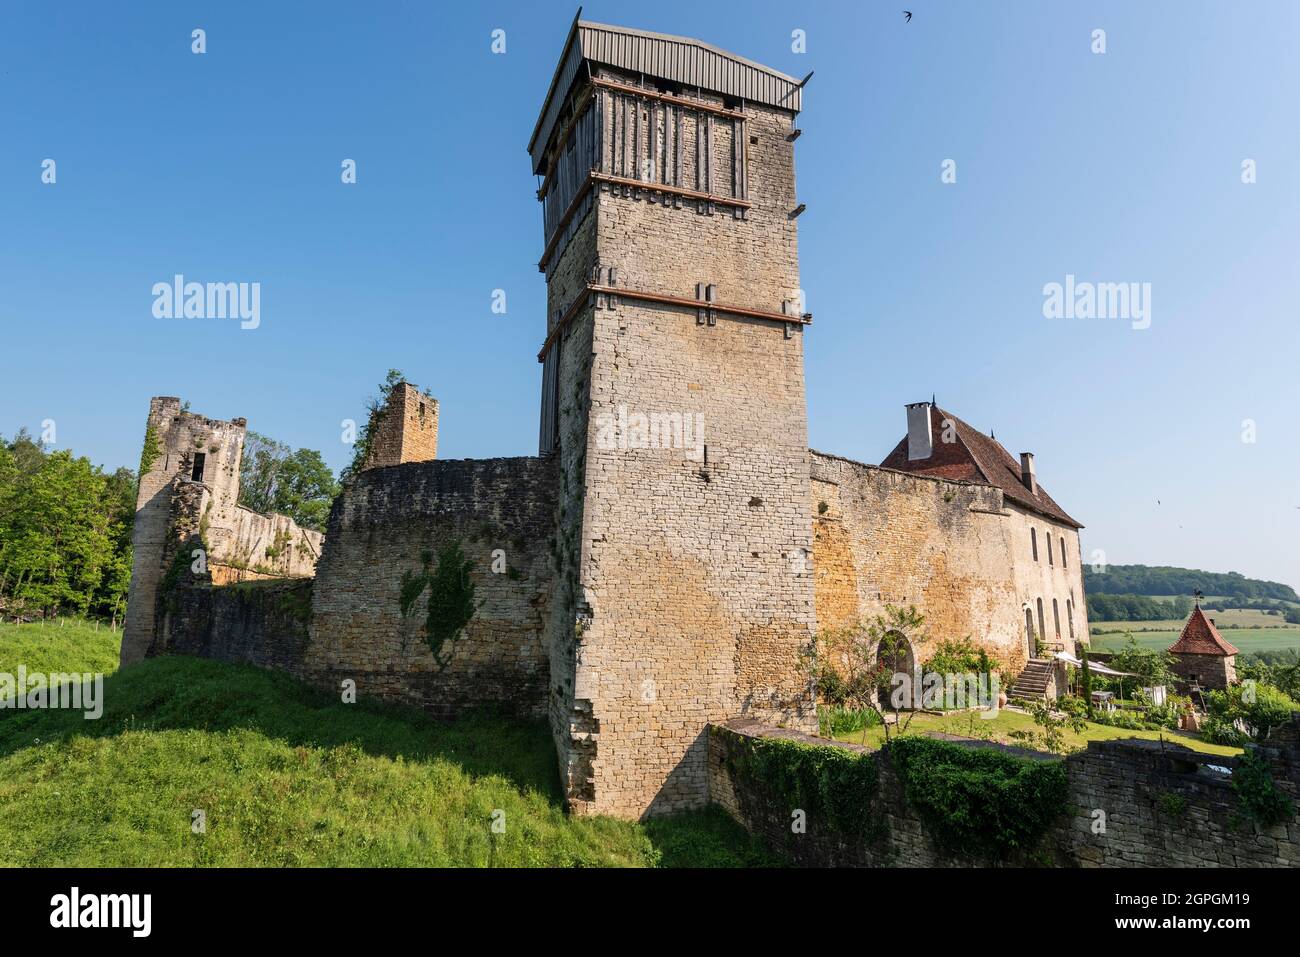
(1205, 683, 1300, 743)
(1231, 749, 1294, 828)
(889, 736, 1068, 860)
(727, 732, 883, 839)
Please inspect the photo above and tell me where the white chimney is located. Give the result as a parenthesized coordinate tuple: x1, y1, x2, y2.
(1020, 452, 1037, 494)
(906, 402, 933, 461)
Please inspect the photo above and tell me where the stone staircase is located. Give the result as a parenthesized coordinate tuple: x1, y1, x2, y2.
(1008, 658, 1054, 703)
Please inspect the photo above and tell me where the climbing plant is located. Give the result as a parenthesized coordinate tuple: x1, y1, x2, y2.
(727, 730, 883, 839)
(399, 541, 480, 669)
(1231, 748, 1294, 829)
(889, 736, 1068, 861)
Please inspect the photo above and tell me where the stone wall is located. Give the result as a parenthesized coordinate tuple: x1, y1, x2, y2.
(709, 719, 1300, 867)
(809, 451, 1088, 679)
(164, 577, 313, 674)
(307, 456, 558, 719)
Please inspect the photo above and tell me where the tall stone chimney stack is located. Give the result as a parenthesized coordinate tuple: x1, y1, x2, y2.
(1020, 452, 1037, 494)
(906, 402, 934, 461)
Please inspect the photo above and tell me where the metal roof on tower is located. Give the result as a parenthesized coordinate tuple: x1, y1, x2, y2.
(529, 17, 804, 174)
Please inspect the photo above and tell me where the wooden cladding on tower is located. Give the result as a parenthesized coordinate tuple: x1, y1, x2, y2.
(538, 75, 753, 271)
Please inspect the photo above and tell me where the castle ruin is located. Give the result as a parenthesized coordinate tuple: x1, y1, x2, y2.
(121, 19, 1090, 820)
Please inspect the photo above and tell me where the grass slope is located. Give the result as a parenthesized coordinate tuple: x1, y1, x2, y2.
(0, 621, 776, 867)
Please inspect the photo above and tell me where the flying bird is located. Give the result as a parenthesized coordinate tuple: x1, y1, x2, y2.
(904, 10, 913, 22)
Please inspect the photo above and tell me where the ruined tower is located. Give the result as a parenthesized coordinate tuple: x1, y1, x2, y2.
(531, 20, 816, 817)
(363, 382, 439, 470)
(121, 397, 323, 666)
(120, 397, 247, 665)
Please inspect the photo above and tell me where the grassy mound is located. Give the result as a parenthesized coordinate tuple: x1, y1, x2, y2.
(0, 621, 777, 867)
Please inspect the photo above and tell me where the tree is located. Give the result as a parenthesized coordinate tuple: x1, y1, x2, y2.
(1107, 634, 1177, 689)
(238, 431, 339, 532)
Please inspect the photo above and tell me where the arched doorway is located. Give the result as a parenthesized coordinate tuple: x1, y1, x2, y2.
(876, 630, 917, 710)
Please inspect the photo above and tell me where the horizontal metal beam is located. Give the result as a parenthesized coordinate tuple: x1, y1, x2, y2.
(537, 283, 812, 361)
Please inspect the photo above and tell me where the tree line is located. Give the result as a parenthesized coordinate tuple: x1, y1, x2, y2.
(1083, 564, 1298, 603)
(0, 430, 135, 624)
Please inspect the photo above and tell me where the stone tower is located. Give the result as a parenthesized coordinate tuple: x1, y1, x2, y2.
(364, 382, 439, 469)
(120, 397, 247, 665)
(531, 20, 817, 817)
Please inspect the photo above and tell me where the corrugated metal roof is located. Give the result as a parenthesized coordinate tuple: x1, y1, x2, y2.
(529, 19, 803, 173)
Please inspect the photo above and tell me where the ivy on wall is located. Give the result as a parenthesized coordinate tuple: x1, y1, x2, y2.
(399, 542, 480, 670)
(1231, 748, 1294, 829)
(889, 736, 1068, 861)
(726, 731, 884, 840)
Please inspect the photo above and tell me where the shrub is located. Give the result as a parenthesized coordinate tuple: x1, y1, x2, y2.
(889, 736, 1068, 860)
(1231, 749, 1294, 828)
(1205, 683, 1300, 743)
(727, 732, 883, 839)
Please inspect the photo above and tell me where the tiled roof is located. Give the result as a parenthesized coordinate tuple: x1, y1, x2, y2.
(880, 406, 1082, 528)
(1168, 605, 1239, 657)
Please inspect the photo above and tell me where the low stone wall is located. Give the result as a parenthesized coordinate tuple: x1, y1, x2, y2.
(163, 578, 313, 675)
(709, 718, 1300, 867)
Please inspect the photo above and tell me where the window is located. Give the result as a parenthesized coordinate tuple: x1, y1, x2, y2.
(190, 452, 206, 482)
(1060, 537, 1067, 568)
(1047, 533, 1054, 566)
(1036, 598, 1045, 646)
(1053, 599, 1061, 638)
(1067, 599, 1075, 639)
(1031, 528, 1038, 562)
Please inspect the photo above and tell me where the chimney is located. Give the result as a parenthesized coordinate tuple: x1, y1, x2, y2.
(1020, 452, 1037, 494)
(906, 402, 933, 461)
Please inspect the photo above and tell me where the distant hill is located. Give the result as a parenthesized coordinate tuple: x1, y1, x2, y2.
(1084, 565, 1299, 603)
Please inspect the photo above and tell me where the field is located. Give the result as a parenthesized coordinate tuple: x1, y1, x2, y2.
(0, 620, 776, 867)
(830, 708, 1241, 757)
(1090, 605, 1300, 654)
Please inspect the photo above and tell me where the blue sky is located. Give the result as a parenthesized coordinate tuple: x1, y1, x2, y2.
(2, 1, 1297, 588)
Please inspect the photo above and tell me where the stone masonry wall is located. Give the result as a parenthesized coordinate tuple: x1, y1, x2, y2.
(365, 382, 439, 469)
(164, 577, 314, 675)
(809, 451, 1088, 681)
(709, 719, 1300, 868)
(307, 456, 558, 719)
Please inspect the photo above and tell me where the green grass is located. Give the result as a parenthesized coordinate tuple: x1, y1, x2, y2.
(830, 708, 1241, 757)
(0, 620, 777, 867)
(0, 617, 123, 678)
